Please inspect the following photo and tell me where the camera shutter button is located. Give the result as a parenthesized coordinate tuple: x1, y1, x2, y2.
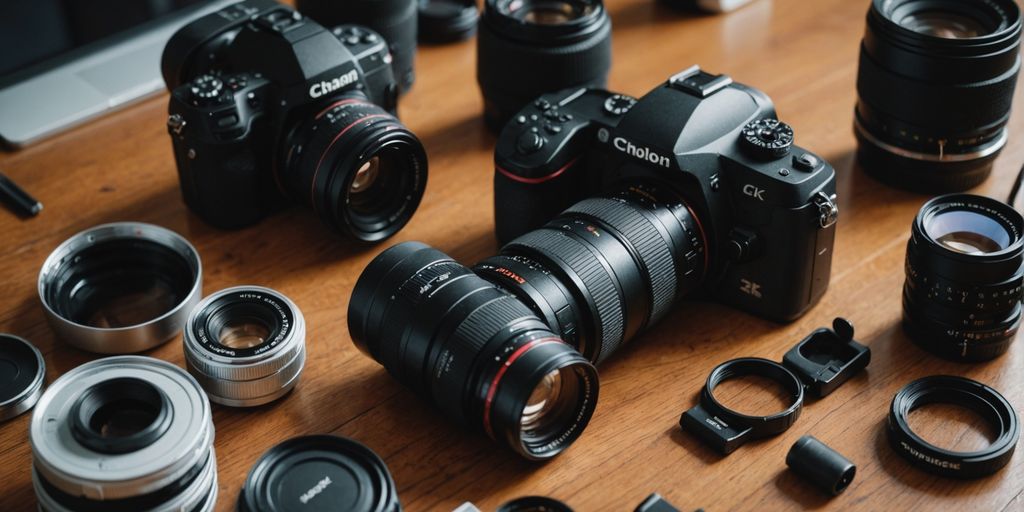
(517, 132, 546, 154)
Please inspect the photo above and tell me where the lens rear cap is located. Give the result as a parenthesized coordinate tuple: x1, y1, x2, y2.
(0, 334, 45, 421)
(239, 435, 399, 512)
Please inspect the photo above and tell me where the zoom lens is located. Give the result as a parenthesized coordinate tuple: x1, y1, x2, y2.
(349, 242, 598, 460)
(476, 184, 708, 363)
(184, 286, 306, 407)
(30, 356, 216, 512)
(855, 0, 1023, 192)
(903, 194, 1024, 361)
(281, 95, 428, 243)
(477, 0, 612, 131)
(296, 0, 418, 92)
(38, 222, 203, 354)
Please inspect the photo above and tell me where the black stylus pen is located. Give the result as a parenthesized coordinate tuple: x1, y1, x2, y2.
(0, 171, 43, 217)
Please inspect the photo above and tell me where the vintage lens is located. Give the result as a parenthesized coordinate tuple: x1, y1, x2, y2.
(477, 0, 612, 131)
(475, 184, 708, 363)
(349, 242, 598, 460)
(38, 222, 203, 354)
(30, 356, 216, 512)
(296, 0, 418, 92)
(281, 95, 428, 243)
(903, 194, 1024, 361)
(184, 286, 306, 407)
(855, 0, 1022, 192)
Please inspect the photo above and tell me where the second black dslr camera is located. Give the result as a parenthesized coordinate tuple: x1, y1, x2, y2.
(162, 0, 427, 242)
(347, 67, 839, 461)
(493, 66, 839, 326)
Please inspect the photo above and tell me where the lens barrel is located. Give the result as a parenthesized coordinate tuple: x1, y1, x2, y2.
(349, 242, 598, 460)
(855, 0, 1023, 192)
(38, 222, 203, 354)
(477, 185, 707, 363)
(903, 194, 1024, 361)
(281, 96, 428, 243)
(30, 356, 216, 512)
(477, 0, 612, 131)
(184, 286, 307, 407)
(296, 0, 418, 92)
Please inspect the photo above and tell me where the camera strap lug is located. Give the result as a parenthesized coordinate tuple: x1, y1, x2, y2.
(813, 192, 839, 229)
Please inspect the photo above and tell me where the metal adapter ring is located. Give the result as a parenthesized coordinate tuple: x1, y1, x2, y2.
(888, 375, 1019, 478)
(681, 358, 804, 454)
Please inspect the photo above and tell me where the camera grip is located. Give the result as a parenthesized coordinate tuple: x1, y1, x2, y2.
(494, 158, 586, 244)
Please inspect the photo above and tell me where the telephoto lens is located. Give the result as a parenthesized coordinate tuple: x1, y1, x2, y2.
(295, 0, 419, 92)
(477, 0, 612, 131)
(855, 0, 1023, 192)
(348, 242, 599, 460)
(281, 95, 429, 243)
(903, 194, 1024, 361)
(30, 356, 217, 512)
(184, 286, 306, 407)
(38, 222, 203, 354)
(475, 185, 707, 364)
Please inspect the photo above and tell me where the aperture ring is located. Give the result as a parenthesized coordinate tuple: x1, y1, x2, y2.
(904, 257, 1024, 314)
(888, 375, 1019, 478)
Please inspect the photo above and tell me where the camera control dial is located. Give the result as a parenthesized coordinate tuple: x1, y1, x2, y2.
(603, 94, 636, 116)
(188, 75, 225, 106)
(741, 119, 794, 159)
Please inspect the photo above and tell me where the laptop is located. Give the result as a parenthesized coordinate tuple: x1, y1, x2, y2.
(0, 0, 237, 149)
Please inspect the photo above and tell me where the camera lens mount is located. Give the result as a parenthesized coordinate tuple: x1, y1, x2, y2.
(888, 375, 1019, 478)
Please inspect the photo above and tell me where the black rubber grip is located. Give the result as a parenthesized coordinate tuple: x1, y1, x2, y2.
(857, 47, 1019, 131)
(506, 228, 624, 363)
(565, 197, 677, 322)
(449, 294, 537, 357)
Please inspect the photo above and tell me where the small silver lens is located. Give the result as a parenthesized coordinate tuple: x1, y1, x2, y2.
(37, 222, 203, 354)
(30, 356, 216, 511)
(184, 286, 307, 407)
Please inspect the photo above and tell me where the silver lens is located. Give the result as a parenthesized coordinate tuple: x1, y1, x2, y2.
(30, 356, 216, 511)
(38, 222, 203, 354)
(184, 286, 306, 407)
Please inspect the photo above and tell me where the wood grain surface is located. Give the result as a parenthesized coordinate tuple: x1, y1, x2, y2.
(2, 0, 1024, 510)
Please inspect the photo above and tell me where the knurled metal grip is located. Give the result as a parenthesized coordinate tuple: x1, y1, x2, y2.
(565, 197, 678, 323)
(506, 228, 624, 363)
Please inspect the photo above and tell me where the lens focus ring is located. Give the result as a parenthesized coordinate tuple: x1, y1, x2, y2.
(506, 228, 624, 362)
(564, 197, 678, 322)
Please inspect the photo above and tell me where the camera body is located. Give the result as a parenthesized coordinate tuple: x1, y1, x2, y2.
(494, 66, 839, 321)
(162, 0, 400, 229)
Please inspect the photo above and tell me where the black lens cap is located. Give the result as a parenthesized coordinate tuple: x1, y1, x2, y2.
(497, 496, 574, 512)
(419, 0, 479, 43)
(239, 435, 400, 512)
(0, 334, 45, 422)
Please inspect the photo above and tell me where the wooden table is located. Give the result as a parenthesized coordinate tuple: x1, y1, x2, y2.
(3, 0, 1024, 510)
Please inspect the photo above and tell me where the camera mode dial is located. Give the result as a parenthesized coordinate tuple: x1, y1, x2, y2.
(603, 94, 636, 116)
(741, 119, 794, 159)
(188, 75, 225, 106)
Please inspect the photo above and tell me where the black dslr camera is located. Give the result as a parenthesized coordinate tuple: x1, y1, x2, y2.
(493, 66, 839, 322)
(161, 0, 427, 242)
(346, 67, 838, 460)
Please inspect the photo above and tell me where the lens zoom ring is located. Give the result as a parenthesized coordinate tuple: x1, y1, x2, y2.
(564, 198, 677, 321)
(448, 294, 538, 359)
(508, 229, 624, 362)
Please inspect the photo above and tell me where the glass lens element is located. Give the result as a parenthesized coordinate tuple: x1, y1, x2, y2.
(925, 209, 1012, 254)
(901, 10, 989, 38)
(218, 319, 271, 349)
